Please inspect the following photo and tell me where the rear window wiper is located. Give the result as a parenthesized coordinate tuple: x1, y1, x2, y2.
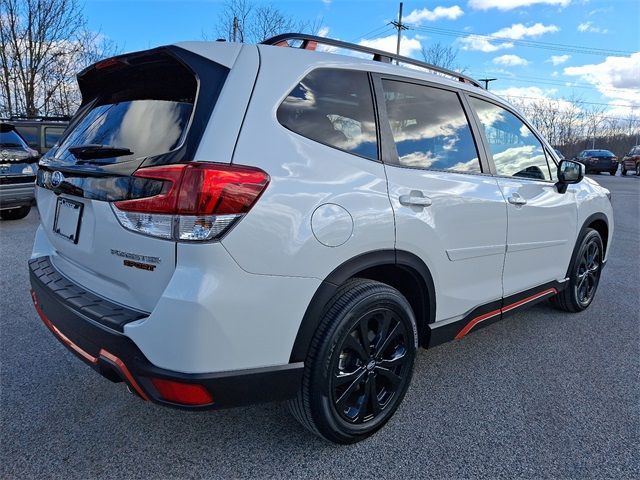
(68, 144, 134, 160)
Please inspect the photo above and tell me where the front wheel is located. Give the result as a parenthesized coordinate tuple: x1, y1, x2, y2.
(609, 169, 617, 176)
(621, 168, 627, 176)
(551, 228, 603, 312)
(289, 278, 418, 444)
(636, 163, 640, 176)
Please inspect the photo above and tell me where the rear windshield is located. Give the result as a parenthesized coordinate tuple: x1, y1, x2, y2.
(52, 53, 197, 164)
(0, 129, 27, 148)
(585, 150, 614, 157)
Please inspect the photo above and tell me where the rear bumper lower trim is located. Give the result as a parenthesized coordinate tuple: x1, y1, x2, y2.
(29, 255, 304, 409)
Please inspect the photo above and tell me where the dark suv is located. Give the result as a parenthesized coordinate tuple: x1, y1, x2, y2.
(7, 117, 69, 155)
(0, 123, 39, 220)
(576, 149, 618, 175)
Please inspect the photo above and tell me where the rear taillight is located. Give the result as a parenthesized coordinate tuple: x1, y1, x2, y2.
(112, 162, 269, 241)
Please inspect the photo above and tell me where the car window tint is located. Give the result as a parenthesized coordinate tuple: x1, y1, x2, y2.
(277, 69, 378, 160)
(44, 127, 65, 148)
(14, 126, 38, 147)
(0, 129, 27, 148)
(470, 98, 551, 181)
(381, 80, 481, 173)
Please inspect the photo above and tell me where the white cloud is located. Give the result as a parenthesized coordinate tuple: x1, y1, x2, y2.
(493, 23, 559, 39)
(404, 5, 464, 25)
(577, 21, 608, 34)
(321, 0, 331, 4)
(317, 26, 330, 37)
(548, 54, 570, 65)
(563, 52, 640, 104)
(460, 23, 558, 52)
(493, 54, 529, 66)
(359, 34, 422, 58)
(460, 36, 513, 52)
(468, 0, 571, 10)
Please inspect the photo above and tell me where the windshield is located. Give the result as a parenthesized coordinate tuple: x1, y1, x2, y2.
(0, 129, 27, 148)
(54, 100, 193, 162)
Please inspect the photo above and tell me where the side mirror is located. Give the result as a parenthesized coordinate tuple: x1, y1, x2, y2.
(556, 159, 585, 193)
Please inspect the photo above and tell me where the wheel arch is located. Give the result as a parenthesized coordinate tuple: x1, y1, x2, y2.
(565, 212, 609, 278)
(288, 250, 436, 363)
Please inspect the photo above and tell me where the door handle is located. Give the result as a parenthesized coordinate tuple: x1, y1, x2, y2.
(507, 194, 527, 206)
(399, 193, 432, 207)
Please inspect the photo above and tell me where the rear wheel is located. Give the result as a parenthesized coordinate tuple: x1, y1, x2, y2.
(636, 163, 640, 176)
(621, 167, 627, 176)
(0, 206, 30, 220)
(289, 278, 417, 444)
(551, 228, 603, 312)
(609, 169, 617, 175)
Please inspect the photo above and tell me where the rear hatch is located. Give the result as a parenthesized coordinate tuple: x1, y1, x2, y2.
(35, 46, 231, 312)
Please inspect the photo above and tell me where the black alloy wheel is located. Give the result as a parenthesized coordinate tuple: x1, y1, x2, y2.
(551, 228, 604, 312)
(331, 307, 411, 425)
(289, 278, 417, 444)
(574, 236, 602, 308)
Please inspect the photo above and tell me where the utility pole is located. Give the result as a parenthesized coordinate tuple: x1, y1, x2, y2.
(389, 2, 408, 59)
(232, 16, 239, 42)
(479, 78, 497, 90)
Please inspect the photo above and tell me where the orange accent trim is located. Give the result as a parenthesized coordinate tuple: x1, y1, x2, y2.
(32, 290, 98, 365)
(455, 288, 558, 340)
(99, 349, 149, 401)
(31, 290, 148, 401)
(454, 308, 501, 340)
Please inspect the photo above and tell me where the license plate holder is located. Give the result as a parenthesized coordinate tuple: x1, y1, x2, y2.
(53, 198, 83, 244)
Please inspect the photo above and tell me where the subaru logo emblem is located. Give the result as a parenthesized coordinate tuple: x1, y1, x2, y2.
(51, 170, 64, 187)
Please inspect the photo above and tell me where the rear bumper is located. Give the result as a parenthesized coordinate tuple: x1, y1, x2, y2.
(29, 256, 303, 410)
(0, 182, 35, 209)
(584, 160, 617, 172)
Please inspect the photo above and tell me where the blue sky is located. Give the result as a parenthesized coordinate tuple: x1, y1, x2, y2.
(85, 0, 639, 120)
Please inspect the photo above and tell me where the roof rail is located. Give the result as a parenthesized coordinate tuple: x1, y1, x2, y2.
(4, 115, 71, 122)
(261, 33, 483, 89)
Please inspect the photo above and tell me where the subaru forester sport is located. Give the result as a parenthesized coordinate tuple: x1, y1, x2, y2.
(30, 34, 613, 444)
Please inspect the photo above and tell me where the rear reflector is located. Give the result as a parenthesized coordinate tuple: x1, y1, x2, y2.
(150, 378, 213, 406)
(112, 162, 269, 241)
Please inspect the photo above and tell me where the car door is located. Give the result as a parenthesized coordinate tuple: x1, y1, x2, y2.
(468, 96, 577, 297)
(374, 76, 507, 322)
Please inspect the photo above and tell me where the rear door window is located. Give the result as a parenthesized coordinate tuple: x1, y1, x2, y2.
(44, 127, 65, 148)
(381, 80, 482, 173)
(14, 126, 38, 148)
(277, 69, 378, 160)
(470, 97, 552, 181)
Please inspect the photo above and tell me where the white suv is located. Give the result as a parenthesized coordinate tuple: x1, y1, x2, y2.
(30, 34, 613, 444)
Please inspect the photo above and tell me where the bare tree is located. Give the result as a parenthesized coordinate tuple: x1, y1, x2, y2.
(213, 0, 320, 44)
(421, 42, 465, 72)
(0, 0, 117, 117)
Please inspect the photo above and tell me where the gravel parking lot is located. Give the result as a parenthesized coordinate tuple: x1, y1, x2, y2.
(1, 174, 638, 479)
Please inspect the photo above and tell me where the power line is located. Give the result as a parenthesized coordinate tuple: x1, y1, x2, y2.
(500, 95, 640, 118)
(408, 24, 636, 56)
(350, 24, 393, 42)
(472, 72, 634, 94)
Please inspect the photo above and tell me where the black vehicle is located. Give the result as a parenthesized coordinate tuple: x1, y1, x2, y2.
(5, 116, 69, 155)
(576, 149, 618, 175)
(0, 123, 39, 220)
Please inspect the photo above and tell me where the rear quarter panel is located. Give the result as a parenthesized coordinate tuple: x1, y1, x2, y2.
(221, 47, 395, 280)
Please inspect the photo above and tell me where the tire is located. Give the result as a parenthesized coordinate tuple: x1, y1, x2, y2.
(288, 278, 418, 444)
(636, 163, 640, 176)
(610, 169, 617, 176)
(550, 228, 603, 313)
(0, 205, 30, 220)
(621, 167, 627, 176)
